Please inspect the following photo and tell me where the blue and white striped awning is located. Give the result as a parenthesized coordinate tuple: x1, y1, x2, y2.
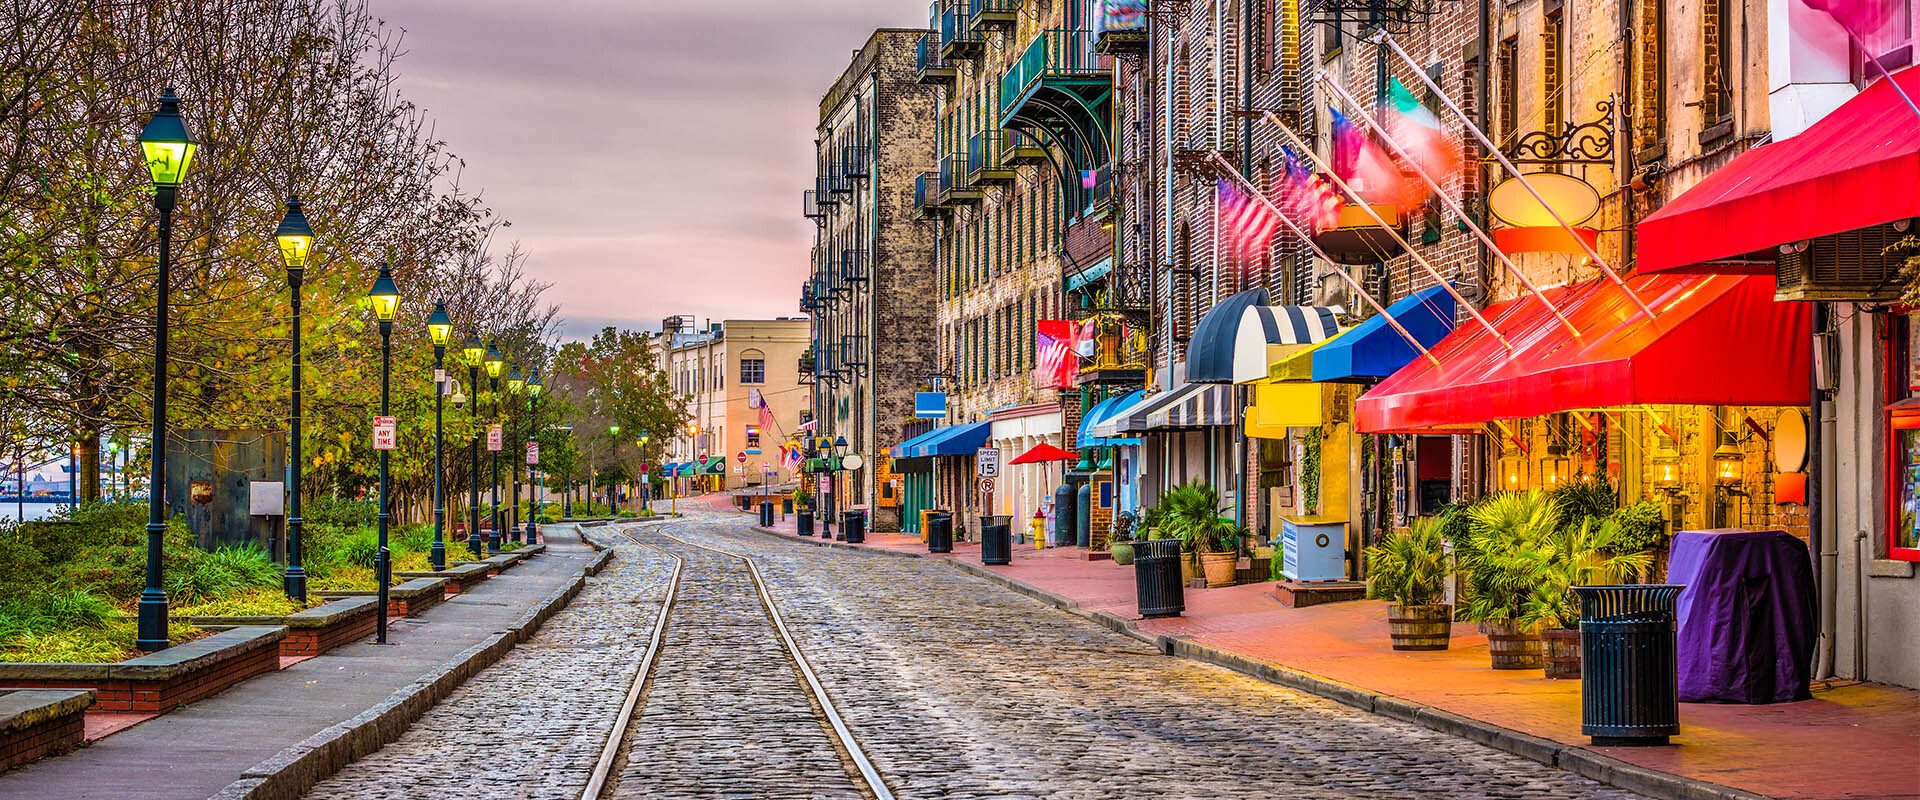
(1147, 384, 1237, 429)
(1233, 305, 1343, 383)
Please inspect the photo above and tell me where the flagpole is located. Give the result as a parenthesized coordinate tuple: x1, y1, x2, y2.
(1375, 31, 1657, 319)
(1208, 154, 1442, 367)
(1318, 75, 1584, 339)
(1835, 24, 1920, 118)
(1263, 112, 1514, 351)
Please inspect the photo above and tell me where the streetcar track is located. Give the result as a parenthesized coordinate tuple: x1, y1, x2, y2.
(588, 520, 894, 800)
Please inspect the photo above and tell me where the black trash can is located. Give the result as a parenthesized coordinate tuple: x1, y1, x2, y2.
(1574, 585, 1686, 746)
(781, 498, 794, 515)
(796, 510, 814, 537)
(926, 510, 953, 554)
(841, 510, 866, 544)
(1133, 539, 1185, 618)
(980, 520, 1012, 565)
(758, 501, 774, 528)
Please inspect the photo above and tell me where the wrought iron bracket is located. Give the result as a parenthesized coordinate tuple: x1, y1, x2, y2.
(1503, 97, 1617, 165)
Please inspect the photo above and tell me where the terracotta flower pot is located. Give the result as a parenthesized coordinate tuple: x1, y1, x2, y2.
(1542, 626, 1582, 679)
(1200, 551, 1238, 587)
(1486, 619, 1544, 670)
(1387, 603, 1453, 651)
(1110, 541, 1135, 566)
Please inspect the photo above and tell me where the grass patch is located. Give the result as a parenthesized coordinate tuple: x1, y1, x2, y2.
(173, 587, 318, 618)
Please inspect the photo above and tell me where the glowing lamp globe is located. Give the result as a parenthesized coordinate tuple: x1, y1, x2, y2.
(484, 342, 505, 378)
(462, 333, 484, 366)
(426, 301, 453, 347)
(274, 196, 314, 271)
(366, 263, 400, 322)
(507, 366, 524, 394)
(527, 369, 543, 397)
(137, 89, 196, 188)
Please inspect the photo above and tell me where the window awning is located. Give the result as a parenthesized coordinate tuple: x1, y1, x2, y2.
(700, 457, 726, 474)
(890, 426, 949, 458)
(909, 421, 991, 457)
(1078, 389, 1144, 448)
(661, 462, 682, 473)
(1089, 390, 1157, 438)
(1312, 284, 1456, 382)
(1146, 384, 1237, 430)
(1184, 288, 1270, 383)
(1636, 65, 1920, 274)
(1232, 304, 1344, 383)
(1355, 273, 1811, 433)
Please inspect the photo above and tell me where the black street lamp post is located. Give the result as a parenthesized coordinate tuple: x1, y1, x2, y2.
(608, 424, 621, 515)
(463, 334, 486, 559)
(135, 89, 197, 652)
(367, 263, 401, 645)
(506, 366, 524, 543)
(427, 301, 453, 571)
(525, 369, 543, 545)
(484, 342, 505, 554)
(274, 196, 313, 601)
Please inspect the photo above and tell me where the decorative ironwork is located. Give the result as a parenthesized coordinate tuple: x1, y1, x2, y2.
(1506, 98, 1617, 165)
(1304, 0, 1447, 34)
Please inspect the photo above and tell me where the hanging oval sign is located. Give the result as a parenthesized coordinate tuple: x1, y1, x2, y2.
(1488, 172, 1602, 228)
(1772, 408, 1809, 473)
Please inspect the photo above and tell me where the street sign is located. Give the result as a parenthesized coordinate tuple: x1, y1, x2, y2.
(373, 416, 397, 451)
(525, 441, 539, 466)
(736, 451, 747, 464)
(976, 447, 1000, 478)
(841, 453, 864, 471)
(487, 424, 503, 452)
(914, 391, 948, 419)
(978, 476, 995, 494)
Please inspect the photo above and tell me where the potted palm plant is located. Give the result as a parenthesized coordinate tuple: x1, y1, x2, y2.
(1364, 515, 1454, 650)
(1458, 490, 1561, 670)
(1523, 516, 1655, 679)
(1161, 482, 1242, 588)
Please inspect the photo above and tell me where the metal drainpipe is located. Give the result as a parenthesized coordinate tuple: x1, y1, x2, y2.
(1810, 302, 1833, 678)
(866, 67, 881, 511)
(1233, 0, 1252, 536)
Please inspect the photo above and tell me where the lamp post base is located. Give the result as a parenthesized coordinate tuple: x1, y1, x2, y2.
(283, 566, 307, 601)
(135, 588, 169, 652)
(429, 541, 446, 571)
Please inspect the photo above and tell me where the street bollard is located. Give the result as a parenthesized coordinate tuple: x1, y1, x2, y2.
(375, 546, 391, 643)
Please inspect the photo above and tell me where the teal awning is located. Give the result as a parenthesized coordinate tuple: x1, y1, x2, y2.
(1077, 390, 1143, 448)
(1065, 257, 1113, 292)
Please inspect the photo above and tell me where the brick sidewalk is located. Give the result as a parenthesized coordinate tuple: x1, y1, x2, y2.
(747, 510, 1920, 800)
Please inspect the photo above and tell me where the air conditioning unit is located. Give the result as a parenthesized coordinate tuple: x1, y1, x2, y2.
(1774, 221, 1913, 302)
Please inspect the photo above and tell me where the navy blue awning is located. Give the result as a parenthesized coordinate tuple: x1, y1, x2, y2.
(1312, 284, 1457, 382)
(1183, 288, 1269, 383)
(890, 427, 948, 458)
(906, 421, 991, 458)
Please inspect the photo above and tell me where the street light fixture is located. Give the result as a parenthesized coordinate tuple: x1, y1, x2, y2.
(366, 262, 401, 644)
(274, 195, 313, 603)
(524, 369, 543, 545)
(135, 88, 197, 652)
(427, 300, 452, 571)
(506, 365, 523, 543)
(486, 343, 504, 554)
(463, 333, 485, 560)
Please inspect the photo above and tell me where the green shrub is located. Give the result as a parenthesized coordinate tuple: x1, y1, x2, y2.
(304, 496, 378, 528)
(1457, 490, 1564, 624)
(167, 544, 280, 605)
(1601, 500, 1668, 556)
(1365, 516, 1451, 606)
(1549, 473, 1619, 535)
(391, 524, 434, 553)
(535, 514, 556, 523)
(332, 528, 382, 569)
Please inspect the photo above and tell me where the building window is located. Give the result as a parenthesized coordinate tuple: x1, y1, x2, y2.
(1700, 0, 1734, 137)
(1497, 36, 1519, 147)
(1634, 0, 1667, 159)
(1543, 7, 1564, 138)
(1889, 313, 1920, 562)
(740, 358, 766, 385)
(1853, 2, 1913, 87)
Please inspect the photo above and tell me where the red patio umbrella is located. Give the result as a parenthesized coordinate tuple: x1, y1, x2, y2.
(1009, 442, 1077, 464)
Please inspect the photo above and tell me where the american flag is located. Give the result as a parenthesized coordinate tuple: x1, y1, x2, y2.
(1218, 177, 1282, 263)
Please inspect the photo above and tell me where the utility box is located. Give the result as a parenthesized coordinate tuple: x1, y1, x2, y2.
(1280, 517, 1348, 581)
(165, 429, 286, 553)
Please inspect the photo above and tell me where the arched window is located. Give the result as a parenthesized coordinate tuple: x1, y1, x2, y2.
(739, 348, 766, 385)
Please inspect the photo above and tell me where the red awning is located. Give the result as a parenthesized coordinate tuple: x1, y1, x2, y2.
(1009, 443, 1077, 464)
(1355, 274, 1810, 433)
(1636, 65, 1920, 274)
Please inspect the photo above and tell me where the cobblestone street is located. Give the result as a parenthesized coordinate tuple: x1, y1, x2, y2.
(307, 513, 1647, 799)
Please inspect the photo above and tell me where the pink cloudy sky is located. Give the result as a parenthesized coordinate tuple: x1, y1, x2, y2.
(374, 0, 923, 339)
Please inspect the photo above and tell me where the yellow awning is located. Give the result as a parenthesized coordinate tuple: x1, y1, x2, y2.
(1264, 336, 1342, 384)
(1245, 383, 1327, 439)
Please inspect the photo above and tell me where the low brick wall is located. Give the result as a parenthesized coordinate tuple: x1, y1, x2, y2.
(0, 627, 286, 714)
(0, 690, 91, 773)
(395, 562, 491, 595)
(181, 597, 379, 660)
(317, 577, 451, 619)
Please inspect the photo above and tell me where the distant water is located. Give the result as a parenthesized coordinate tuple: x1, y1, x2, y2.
(2, 501, 71, 523)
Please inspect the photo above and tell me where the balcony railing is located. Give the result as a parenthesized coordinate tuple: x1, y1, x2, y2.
(915, 31, 955, 85)
(941, 154, 980, 205)
(825, 163, 853, 195)
(839, 334, 868, 368)
(939, 0, 984, 61)
(841, 249, 869, 283)
(815, 177, 840, 206)
(841, 144, 871, 179)
(1000, 29, 1106, 119)
(803, 189, 827, 220)
(1004, 129, 1048, 165)
(965, 132, 1016, 186)
(968, 0, 1016, 31)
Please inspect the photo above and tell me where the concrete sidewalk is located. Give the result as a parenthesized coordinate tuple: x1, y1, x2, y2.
(0, 530, 600, 800)
(748, 511, 1920, 800)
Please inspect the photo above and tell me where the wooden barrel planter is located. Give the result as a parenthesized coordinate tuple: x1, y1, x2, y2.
(1542, 627, 1582, 679)
(1486, 619, 1544, 670)
(1387, 604, 1453, 651)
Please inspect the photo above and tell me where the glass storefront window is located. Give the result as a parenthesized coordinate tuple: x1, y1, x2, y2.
(1888, 313, 1920, 561)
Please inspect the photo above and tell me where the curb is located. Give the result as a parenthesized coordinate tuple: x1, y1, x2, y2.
(746, 524, 1772, 800)
(210, 539, 611, 800)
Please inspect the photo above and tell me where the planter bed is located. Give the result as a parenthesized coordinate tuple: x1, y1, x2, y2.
(0, 626, 285, 714)
(0, 689, 92, 773)
(395, 562, 492, 595)
(178, 597, 379, 659)
(315, 577, 450, 618)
